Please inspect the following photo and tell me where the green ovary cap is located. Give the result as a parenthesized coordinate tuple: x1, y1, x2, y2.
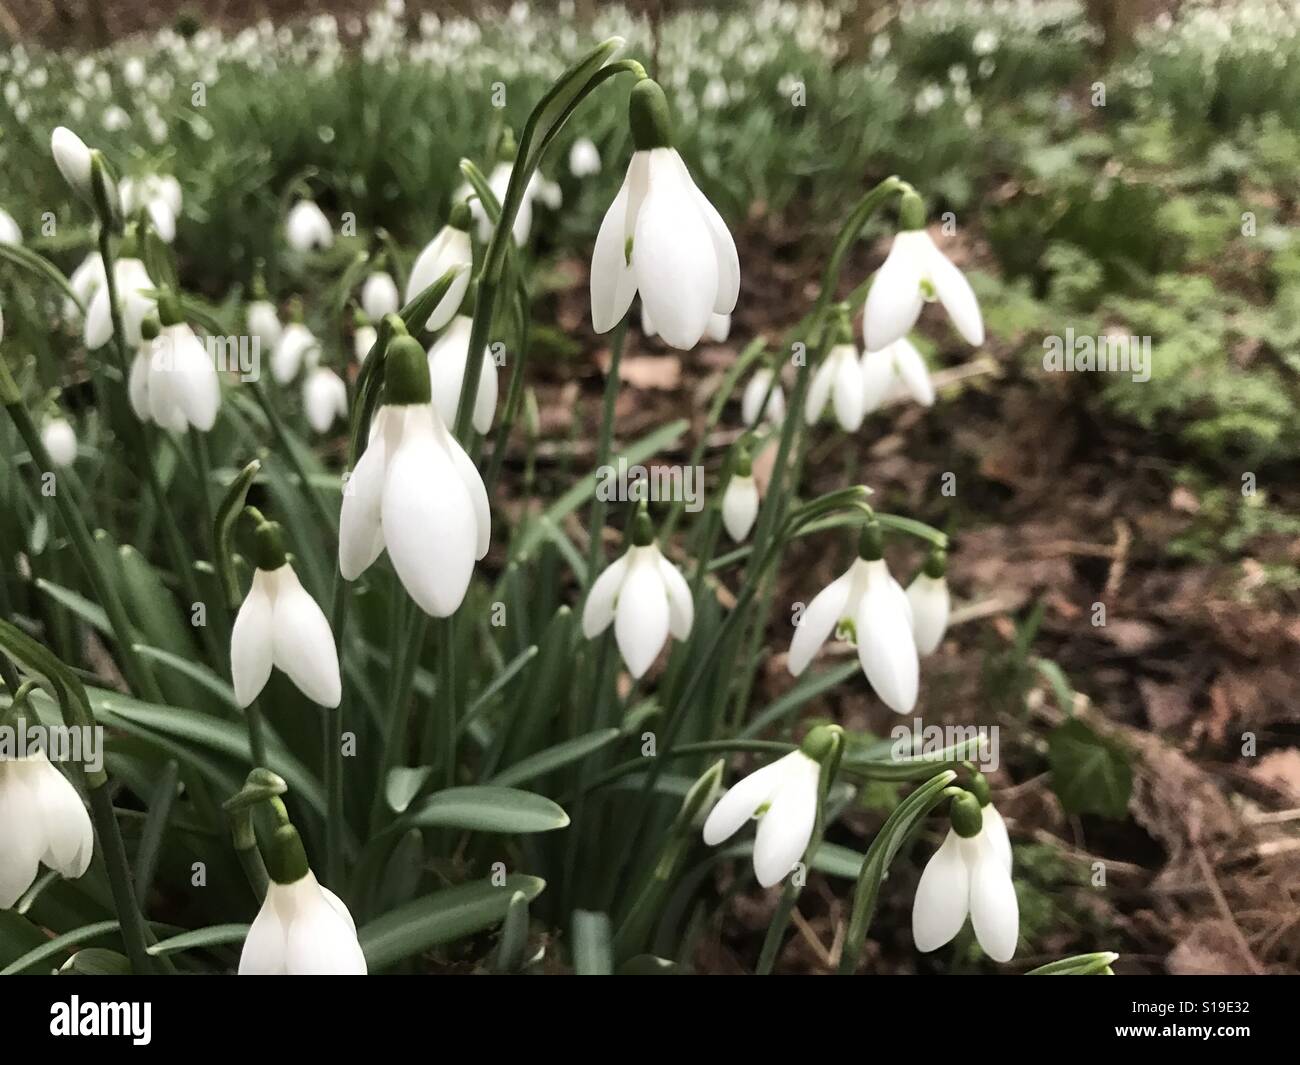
(449, 200, 472, 232)
(384, 334, 432, 405)
(629, 79, 673, 151)
(899, 189, 927, 231)
(799, 724, 840, 764)
(923, 548, 947, 579)
(250, 518, 287, 571)
(949, 791, 984, 838)
(265, 824, 310, 885)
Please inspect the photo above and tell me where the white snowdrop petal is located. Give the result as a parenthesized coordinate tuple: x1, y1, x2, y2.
(589, 172, 639, 333)
(631, 151, 717, 350)
(581, 551, 630, 638)
(912, 830, 970, 953)
(831, 347, 866, 431)
(787, 570, 853, 676)
(706, 313, 731, 343)
(33, 757, 93, 878)
(926, 238, 984, 346)
(472, 348, 497, 434)
(613, 549, 670, 678)
(804, 356, 836, 425)
(270, 567, 342, 708)
(428, 316, 474, 429)
(238, 892, 288, 975)
(128, 351, 151, 421)
(675, 151, 739, 314)
(285, 896, 368, 975)
(337, 413, 391, 580)
(892, 337, 935, 407)
(907, 573, 949, 656)
(969, 836, 1019, 962)
(439, 422, 491, 560)
(856, 561, 920, 714)
(361, 271, 400, 321)
(230, 571, 275, 708)
(0, 772, 43, 908)
(41, 420, 77, 468)
(319, 886, 359, 936)
(654, 550, 694, 640)
(753, 756, 818, 887)
(701, 753, 795, 846)
(864, 233, 926, 352)
(981, 805, 1013, 873)
(381, 418, 477, 616)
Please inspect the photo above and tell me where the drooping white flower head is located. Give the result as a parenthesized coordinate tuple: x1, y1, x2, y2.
(913, 794, 1017, 962)
(0, 749, 95, 909)
(861, 337, 934, 413)
(271, 322, 320, 385)
(405, 207, 473, 332)
(121, 173, 182, 243)
(353, 323, 377, 363)
(863, 191, 983, 352)
(701, 727, 837, 888)
(907, 554, 949, 656)
(338, 334, 489, 617)
(65, 252, 106, 321)
(722, 444, 759, 543)
(303, 366, 348, 434)
(361, 271, 400, 321)
(805, 342, 866, 432)
(742, 367, 785, 428)
(787, 528, 919, 714)
(50, 126, 93, 201)
(427, 314, 496, 435)
(569, 136, 602, 177)
(285, 199, 333, 252)
(230, 519, 341, 708)
(581, 511, 693, 678)
(239, 826, 365, 975)
(129, 319, 221, 433)
(84, 257, 155, 350)
(590, 80, 739, 350)
(41, 417, 78, 467)
(247, 299, 282, 354)
(0, 208, 22, 245)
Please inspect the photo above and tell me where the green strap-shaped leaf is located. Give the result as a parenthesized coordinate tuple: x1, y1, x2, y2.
(399, 786, 569, 834)
(214, 459, 260, 609)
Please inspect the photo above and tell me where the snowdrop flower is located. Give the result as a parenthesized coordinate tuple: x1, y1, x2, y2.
(536, 176, 562, 211)
(742, 367, 785, 428)
(0, 208, 21, 245)
(123, 56, 146, 87)
(247, 298, 282, 353)
(907, 551, 949, 656)
(861, 337, 934, 412)
(590, 79, 739, 350)
(41, 417, 77, 467)
(405, 204, 473, 331)
(582, 507, 693, 678)
(722, 445, 758, 543)
(285, 199, 333, 252)
(427, 313, 496, 434)
(353, 321, 379, 361)
(65, 252, 106, 320)
(354, 322, 377, 363)
(361, 271, 399, 321)
(129, 313, 221, 433)
(569, 136, 602, 177)
(272, 322, 320, 384)
(787, 522, 919, 714)
(0, 748, 94, 908)
(239, 824, 365, 975)
(231, 516, 341, 708)
(84, 258, 155, 350)
(913, 788, 1017, 962)
(304, 366, 347, 434)
(101, 105, 130, 132)
(338, 334, 489, 617)
(864, 191, 983, 352)
(805, 341, 866, 431)
(50, 126, 93, 202)
(121, 174, 182, 243)
(701, 726, 838, 887)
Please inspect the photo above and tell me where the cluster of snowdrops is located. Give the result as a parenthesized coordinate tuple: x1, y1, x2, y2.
(0, 38, 1112, 976)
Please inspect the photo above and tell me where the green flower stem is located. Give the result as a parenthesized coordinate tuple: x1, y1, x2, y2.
(0, 389, 163, 704)
(244, 694, 269, 769)
(482, 279, 532, 497)
(438, 615, 457, 790)
(584, 315, 627, 585)
(87, 785, 163, 973)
